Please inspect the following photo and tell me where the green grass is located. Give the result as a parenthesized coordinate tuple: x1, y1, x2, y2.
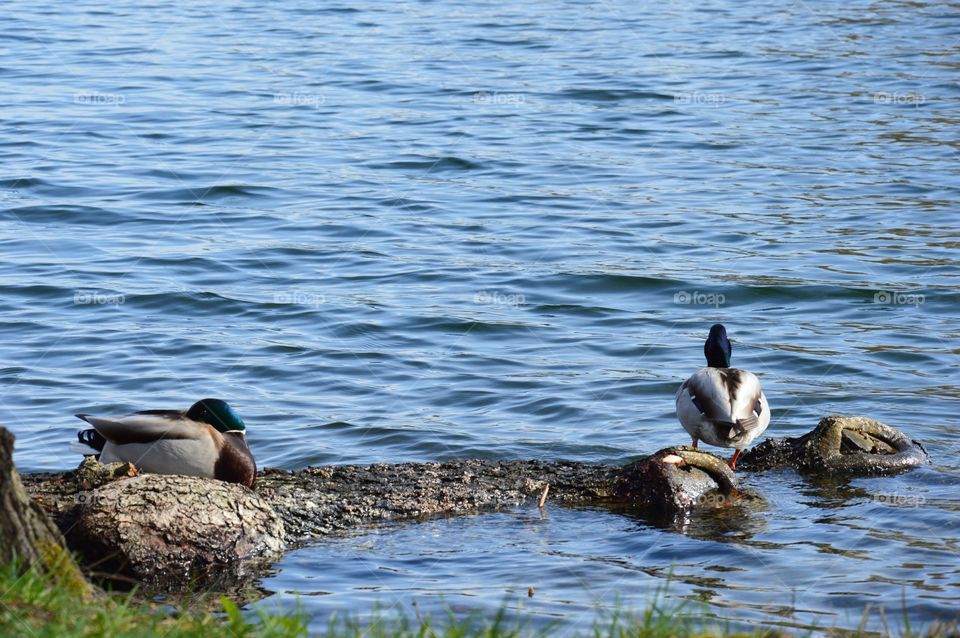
(0, 560, 763, 638)
(0, 559, 955, 638)
(0, 560, 305, 638)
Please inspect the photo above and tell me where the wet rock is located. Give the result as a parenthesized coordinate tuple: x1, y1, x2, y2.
(20, 415, 928, 592)
(256, 459, 616, 541)
(68, 474, 284, 589)
(612, 447, 739, 515)
(739, 415, 929, 475)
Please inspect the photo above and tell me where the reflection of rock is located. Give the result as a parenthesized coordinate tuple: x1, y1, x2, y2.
(739, 416, 929, 475)
(671, 492, 769, 541)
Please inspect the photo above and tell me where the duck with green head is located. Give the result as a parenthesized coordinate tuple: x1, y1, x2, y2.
(73, 398, 256, 487)
(675, 324, 770, 470)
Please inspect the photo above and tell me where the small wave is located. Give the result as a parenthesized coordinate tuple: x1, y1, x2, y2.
(1, 204, 128, 226)
(412, 317, 541, 335)
(122, 289, 251, 315)
(558, 88, 675, 102)
(0, 177, 44, 189)
(551, 272, 683, 294)
(0, 283, 81, 303)
(464, 37, 548, 49)
(133, 184, 282, 202)
(366, 156, 482, 172)
(532, 303, 625, 317)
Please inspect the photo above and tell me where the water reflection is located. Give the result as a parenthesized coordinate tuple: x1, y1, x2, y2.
(602, 489, 770, 544)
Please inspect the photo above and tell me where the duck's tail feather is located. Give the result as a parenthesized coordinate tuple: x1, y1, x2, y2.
(716, 414, 760, 441)
(72, 428, 106, 456)
(736, 414, 759, 432)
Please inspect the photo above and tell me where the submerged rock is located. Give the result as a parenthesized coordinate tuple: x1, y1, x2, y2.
(739, 415, 929, 474)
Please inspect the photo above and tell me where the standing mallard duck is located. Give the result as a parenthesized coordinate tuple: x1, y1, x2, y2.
(675, 324, 770, 470)
(72, 398, 256, 487)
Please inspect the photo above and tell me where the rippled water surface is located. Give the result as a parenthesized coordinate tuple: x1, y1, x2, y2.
(2, 0, 959, 633)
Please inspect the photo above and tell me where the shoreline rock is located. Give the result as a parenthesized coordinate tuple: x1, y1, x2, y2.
(20, 415, 929, 591)
(71, 474, 284, 589)
(739, 415, 929, 474)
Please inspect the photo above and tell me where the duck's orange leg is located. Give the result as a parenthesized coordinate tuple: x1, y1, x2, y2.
(728, 449, 742, 470)
(691, 438, 699, 449)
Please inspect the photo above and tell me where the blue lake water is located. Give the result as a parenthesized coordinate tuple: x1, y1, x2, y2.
(2, 0, 959, 634)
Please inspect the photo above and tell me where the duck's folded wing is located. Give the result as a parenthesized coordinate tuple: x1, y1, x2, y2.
(74, 412, 204, 444)
(682, 371, 736, 423)
(683, 369, 766, 438)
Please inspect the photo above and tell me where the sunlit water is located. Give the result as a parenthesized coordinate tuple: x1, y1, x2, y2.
(2, 0, 959, 634)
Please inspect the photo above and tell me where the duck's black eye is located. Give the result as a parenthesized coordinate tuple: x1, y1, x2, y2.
(754, 400, 763, 416)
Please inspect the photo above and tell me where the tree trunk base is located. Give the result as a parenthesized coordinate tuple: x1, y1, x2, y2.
(0, 425, 91, 598)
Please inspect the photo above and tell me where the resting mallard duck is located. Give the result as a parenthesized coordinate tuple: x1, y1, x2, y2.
(72, 398, 256, 487)
(675, 324, 770, 470)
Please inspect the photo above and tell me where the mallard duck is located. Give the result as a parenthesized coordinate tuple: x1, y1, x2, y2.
(72, 398, 256, 487)
(675, 324, 769, 470)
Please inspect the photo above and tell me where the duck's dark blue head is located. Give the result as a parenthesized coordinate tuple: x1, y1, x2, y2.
(704, 324, 732, 368)
(186, 398, 246, 433)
